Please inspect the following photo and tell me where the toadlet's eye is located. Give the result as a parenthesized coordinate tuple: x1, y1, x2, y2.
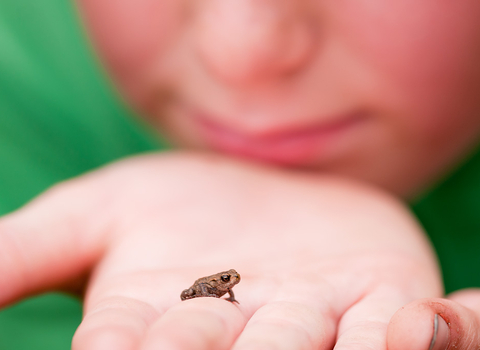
(221, 274, 231, 282)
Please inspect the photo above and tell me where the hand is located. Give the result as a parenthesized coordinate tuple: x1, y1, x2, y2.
(387, 289, 480, 350)
(0, 152, 442, 349)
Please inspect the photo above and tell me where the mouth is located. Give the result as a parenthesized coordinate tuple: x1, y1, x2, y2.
(193, 111, 366, 166)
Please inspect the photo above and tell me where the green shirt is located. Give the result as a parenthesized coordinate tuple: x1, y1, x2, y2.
(0, 1, 479, 349)
(0, 1, 166, 348)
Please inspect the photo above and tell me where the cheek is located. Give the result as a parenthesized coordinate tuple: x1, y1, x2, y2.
(77, 0, 181, 76)
(337, 0, 480, 138)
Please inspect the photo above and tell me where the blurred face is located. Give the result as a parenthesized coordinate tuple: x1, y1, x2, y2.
(77, 0, 480, 197)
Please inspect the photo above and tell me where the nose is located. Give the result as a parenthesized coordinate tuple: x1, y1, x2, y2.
(194, 0, 315, 85)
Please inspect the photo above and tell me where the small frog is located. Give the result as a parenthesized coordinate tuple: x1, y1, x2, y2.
(180, 269, 241, 303)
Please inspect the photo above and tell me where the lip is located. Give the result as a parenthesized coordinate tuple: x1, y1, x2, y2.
(193, 111, 366, 166)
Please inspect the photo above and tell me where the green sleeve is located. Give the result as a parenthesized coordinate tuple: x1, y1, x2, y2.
(0, 1, 167, 349)
(0, 0, 168, 214)
(412, 147, 480, 294)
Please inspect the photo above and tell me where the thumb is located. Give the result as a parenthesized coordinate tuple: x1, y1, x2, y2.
(387, 297, 480, 350)
(0, 178, 109, 306)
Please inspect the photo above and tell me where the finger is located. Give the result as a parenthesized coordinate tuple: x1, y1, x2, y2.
(231, 300, 336, 350)
(139, 298, 246, 350)
(387, 298, 480, 350)
(72, 296, 159, 350)
(448, 288, 480, 312)
(75, 270, 180, 350)
(334, 285, 412, 350)
(0, 178, 108, 305)
(80, 257, 245, 350)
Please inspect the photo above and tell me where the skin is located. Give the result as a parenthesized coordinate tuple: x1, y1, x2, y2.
(0, 154, 443, 350)
(1, 0, 480, 349)
(77, 0, 480, 197)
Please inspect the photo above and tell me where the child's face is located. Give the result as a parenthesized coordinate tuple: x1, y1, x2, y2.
(78, 1, 480, 197)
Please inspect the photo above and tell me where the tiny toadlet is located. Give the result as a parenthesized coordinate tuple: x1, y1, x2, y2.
(180, 269, 241, 303)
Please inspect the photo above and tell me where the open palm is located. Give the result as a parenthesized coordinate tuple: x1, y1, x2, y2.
(0, 153, 442, 349)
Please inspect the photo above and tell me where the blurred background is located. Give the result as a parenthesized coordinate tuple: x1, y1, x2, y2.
(0, 1, 165, 348)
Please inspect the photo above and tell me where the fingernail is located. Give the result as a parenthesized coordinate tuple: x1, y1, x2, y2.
(429, 314, 450, 350)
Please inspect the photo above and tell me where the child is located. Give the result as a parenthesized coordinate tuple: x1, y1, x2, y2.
(1, 0, 480, 349)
